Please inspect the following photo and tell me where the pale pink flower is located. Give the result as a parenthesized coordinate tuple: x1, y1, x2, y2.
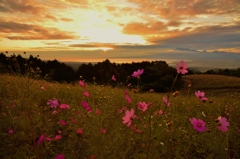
(190, 118, 206, 132)
(163, 97, 170, 106)
(59, 103, 70, 109)
(59, 120, 67, 126)
(37, 134, 45, 145)
(217, 116, 229, 132)
(112, 75, 116, 81)
(84, 91, 89, 97)
(122, 108, 136, 127)
(79, 80, 85, 87)
(138, 102, 148, 112)
(132, 69, 144, 78)
(76, 128, 84, 135)
(176, 60, 188, 74)
(158, 110, 163, 115)
(55, 135, 62, 140)
(127, 83, 132, 87)
(40, 86, 45, 90)
(55, 154, 64, 159)
(195, 90, 208, 101)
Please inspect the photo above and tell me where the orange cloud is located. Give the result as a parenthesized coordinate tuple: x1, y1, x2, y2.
(0, 21, 77, 40)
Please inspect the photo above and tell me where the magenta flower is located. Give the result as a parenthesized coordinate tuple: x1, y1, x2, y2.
(83, 91, 89, 97)
(195, 90, 208, 101)
(55, 135, 62, 140)
(59, 120, 67, 126)
(138, 102, 148, 112)
(37, 134, 45, 145)
(8, 129, 13, 135)
(217, 116, 229, 132)
(112, 75, 116, 81)
(81, 101, 92, 112)
(47, 99, 59, 108)
(96, 109, 101, 115)
(45, 137, 52, 141)
(125, 94, 132, 103)
(59, 103, 70, 109)
(101, 128, 107, 134)
(163, 97, 170, 106)
(79, 80, 85, 87)
(190, 118, 206, 132)
(76, 128, 84, 134)
(122, 108, 136, 127)
(176, 60, 188, 74)
(132, 69, 144, 78)
(55, 154, 64, 159)
(72, 117, 77, 124)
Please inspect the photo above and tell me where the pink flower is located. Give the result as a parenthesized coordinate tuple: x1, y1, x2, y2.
(138, 102, 148, 112)
(76, 128, 84, 135)
(59, 103, 70, 109)
(81, 101, 92, 112)
(119, 107, 126, 113)
(127, 83, 132, 87)
(59, 120, 67, 126)
(101, 128, 107, 134)
(55, 154, 64, 159)
(84, 91, 89, 97)
(112, 75, 116, 81)
(163, 97, 170, 106)
(53, 110, 57, 114)
(47, 99, 59, 108)
(132, 69, 144, 78)
(190, 118, 206, 132)
(8, 129, 13, 134)
(72, 117, 77, 124)
(176, 60, 188, 74)
(96, 109, 101, 115)
(45, 137, 52, 141)
(217, 116, 229, 132)
(195, 90, 208, 101)
(125, 95, 132, 103)
(55, 135, 62, 140)
(40, 86, 45, 90)
(37, 134, 45, 145)
(79, 80, 85, 87)
(122, 108, 136, 127)
(158, 110, 163, 115)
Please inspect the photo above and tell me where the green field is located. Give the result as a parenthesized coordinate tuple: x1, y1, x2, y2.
(1, 73, 240, 159)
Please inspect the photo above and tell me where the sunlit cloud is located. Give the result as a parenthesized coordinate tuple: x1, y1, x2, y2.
(0, 0, 240, 66)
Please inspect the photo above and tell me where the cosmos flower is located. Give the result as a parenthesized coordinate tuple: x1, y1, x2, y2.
(76, 128, 84, 135)
(190, 118, 206, 132)
(37, 134, 45, 145)
(122, 108, 136, 127)
(59, 103, 70, 109)
(79, 80, 85, 87)
(81, 101, 92, 112)
(112, 75, 116, 81)
(55, 154, 64, 159)
(47, 99, 59, 108)
(83, 91, 89, 97)
(163, 97, 170, 106)
(8, 129, 13, 135)
(216, 116, 229, 132)
(176, 60, 188, 74)
(59, 120, 67, 126)
(132, 69, 144, 78)
(138, 102, 148, 112)
(195, 90, 208, 101)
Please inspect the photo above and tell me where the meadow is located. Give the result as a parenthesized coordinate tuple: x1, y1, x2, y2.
(0, 61, 240, 159)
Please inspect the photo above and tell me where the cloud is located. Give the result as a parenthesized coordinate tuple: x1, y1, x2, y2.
(0, 21, 77, 40)
(0, 0, 46, 15)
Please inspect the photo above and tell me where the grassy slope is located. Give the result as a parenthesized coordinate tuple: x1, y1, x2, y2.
(181, 74, 240, 97)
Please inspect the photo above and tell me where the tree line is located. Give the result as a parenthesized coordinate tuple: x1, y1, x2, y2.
(0, 52, 186, 92)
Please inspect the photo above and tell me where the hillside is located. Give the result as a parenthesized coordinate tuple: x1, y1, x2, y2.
(181, 74, 240, 96)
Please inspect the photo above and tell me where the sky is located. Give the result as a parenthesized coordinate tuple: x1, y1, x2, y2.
(0, 0, 240, 68)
